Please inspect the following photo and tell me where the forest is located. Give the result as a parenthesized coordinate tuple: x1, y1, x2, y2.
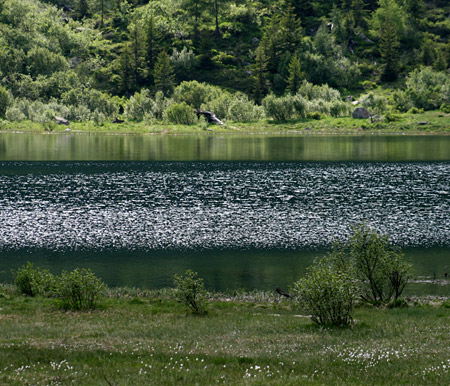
(0, 0, 449, 125)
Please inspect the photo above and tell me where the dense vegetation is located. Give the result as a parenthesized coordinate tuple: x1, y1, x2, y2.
(0, 0, 449, 126)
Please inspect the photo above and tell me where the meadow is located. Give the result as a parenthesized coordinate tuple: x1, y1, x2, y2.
(1, 285, 449, 385)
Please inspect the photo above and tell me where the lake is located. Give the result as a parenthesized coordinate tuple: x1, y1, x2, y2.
(0, 133, 449, 294)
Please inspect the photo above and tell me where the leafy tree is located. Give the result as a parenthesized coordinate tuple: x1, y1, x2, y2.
(173, 269, 208, 315)
(349, 223, 411, 304)
(291, 251, 358, 327)
(154, 51, 175, 96)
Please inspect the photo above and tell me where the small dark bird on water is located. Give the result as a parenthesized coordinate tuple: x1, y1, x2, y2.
(276, 287, 291, 298)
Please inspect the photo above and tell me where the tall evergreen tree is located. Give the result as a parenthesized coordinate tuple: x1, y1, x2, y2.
(154, 51, 175, 96)
(379, 17, 400, 81)
(253, 45, 269, 103)
(144, 12, 162, 85)
(286, 55, 303, 94)
(119, 42, 134, 94)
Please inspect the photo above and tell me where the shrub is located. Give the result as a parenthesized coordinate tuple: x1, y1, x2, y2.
(359, 92, 388, 115)
(5, 106, 26, 121)
(124, 89, 154, 122)
(55, 268, 106, 310)
(173, 269, 208, 315)
(297, 81, 341, 102)
(404, 67, 450, 110)
(172, 81, 222, 109)
(262, 94, 296, 121)
(13, 262, 55, 297)
(349, 223, 411, 304)
(0, 86, 11, 118)
(164, 102, 197, 125)
(203, 92, 264, 122)
(291, 251, 358, 326)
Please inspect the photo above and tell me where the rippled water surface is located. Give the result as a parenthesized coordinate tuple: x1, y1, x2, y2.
(0, 159, 449, 292)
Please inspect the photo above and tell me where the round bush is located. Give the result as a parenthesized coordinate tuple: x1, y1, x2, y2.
(164, 102, 197, 125)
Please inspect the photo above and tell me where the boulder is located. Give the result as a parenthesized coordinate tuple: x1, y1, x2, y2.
(55, 116, 70, 125)
(195, 109, 224, 125)
(352, 107, 371, 119)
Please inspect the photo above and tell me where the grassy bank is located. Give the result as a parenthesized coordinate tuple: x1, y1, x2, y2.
(1, 285, 449, 385)
(1, 111, 449, 135)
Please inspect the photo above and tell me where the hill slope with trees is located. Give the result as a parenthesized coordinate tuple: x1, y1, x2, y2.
(0, 0, 449, 127)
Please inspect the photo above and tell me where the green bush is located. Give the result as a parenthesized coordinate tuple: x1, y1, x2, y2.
(55, 268, 106, 310)
(13, 262, 55, 297)
(5, 106, 26, 121)
(172, 81, 222, 109)
(173, 269, 208, 315)
(359, 92, 388, 115)
(291, 252, 358, 326)
(0, 86, 11, 118)
(164, 102, 197, 125)
(124, 89, 154, 121)
(262, 94, 296, 121)
(349, 223, 411, 304)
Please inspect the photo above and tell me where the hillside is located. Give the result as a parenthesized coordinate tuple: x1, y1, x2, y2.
(0, 0, 449, 125)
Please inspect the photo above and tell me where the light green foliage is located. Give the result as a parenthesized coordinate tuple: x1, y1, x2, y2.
(171, 47, 197, 73)
(403, 67, 450, 110)
(359, 92, 388, 115)
(370, 0, 407, 41)
(5, 106, 26, 121)
(0, 85, 11, 117)
(297, 81, 341, 102)
(173, 269, 208, 315)
(13, 262, 55, 297)
(291, 252, 358, 326)
(202, 92, 264, 122)
(164, 102, 197, 125)
(262, 94, 296, 121)
(286, 55, 303, 94)
(55, 268, 106, 310)
(349, 223, 411, 304)
(124, 89, 154, 121)
(172, 81, 222, 109)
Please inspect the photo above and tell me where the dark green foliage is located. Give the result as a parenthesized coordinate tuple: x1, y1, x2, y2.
(379, 17, 400, 81)
(13, 262, 55, 297)
(55, 268, 106, 310)
(154, 51, 175, 96)
(173, 269, 208, 315)
(286, 55, 303, 94)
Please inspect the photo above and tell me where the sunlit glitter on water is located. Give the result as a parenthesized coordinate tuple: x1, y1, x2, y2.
(0, 161, 448, 252)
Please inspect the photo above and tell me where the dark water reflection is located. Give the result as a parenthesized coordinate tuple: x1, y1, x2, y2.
(0, 159, 449, 294)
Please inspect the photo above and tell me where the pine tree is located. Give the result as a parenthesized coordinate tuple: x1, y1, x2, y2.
(154, 51, 175, 96)
(379, 17, 400, 81)
(287, 55, 303, 94)
(119, 42, 134, 94)
(77, 0, 90, 19)
(253, 45, 269, 104)
(144, 11, 162, 82)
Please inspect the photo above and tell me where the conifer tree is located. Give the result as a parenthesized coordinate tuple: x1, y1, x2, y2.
(154, 51, 175, 96)
(379, 17, 400, 81)
(287, 55, 303, 94)
(144, 12, 162, 85)
(119, 42, 134, 94)
(253, 45, 269, 103)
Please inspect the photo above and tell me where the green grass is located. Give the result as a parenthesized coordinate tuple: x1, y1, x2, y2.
(1, 288, 449, 385)
(1, 110, 449, 136)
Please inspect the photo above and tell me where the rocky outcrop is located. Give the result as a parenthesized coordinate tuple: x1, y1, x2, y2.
(352, 107, 371, 119)
(195, 110, 224, 125)
(55, 116, 70, 125)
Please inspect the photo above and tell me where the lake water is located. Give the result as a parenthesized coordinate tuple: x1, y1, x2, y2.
(0, 133, 449, 294)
